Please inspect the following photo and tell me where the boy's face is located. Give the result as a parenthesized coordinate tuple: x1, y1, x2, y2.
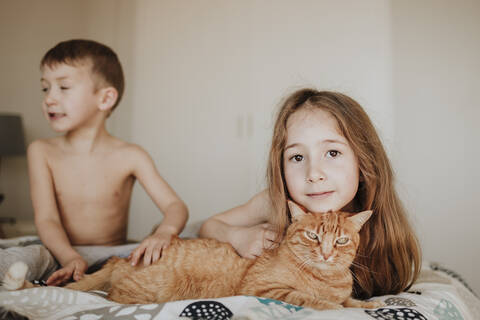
(40, 62, 104, 132)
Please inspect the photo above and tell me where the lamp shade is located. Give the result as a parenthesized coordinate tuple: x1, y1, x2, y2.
(0, 114, 26, 156)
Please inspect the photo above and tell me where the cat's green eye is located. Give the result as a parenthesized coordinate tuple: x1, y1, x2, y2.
(336, 237, 349, 245)
(305, 231, 318, 240)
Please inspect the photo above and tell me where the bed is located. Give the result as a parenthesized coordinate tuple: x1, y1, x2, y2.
(1, 237, 479, 320)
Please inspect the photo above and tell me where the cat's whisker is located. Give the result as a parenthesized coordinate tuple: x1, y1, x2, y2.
(333, 256, 353, 270)
(349, 260, 366, 268)
(350, 269, 359, 281)
(351, 260, 382, 275)
(304, 256, 318, 272)
(350, 261, 370, 273)
(334, 263, 352, 278)
(350, 272, 361, 296)
(298, 257, 312, 272)
(349, 264, 366, 289)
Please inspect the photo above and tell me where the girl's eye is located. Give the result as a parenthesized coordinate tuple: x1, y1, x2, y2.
(326, 150, 340, 158)
(290, 154, 304, 162)
(41, 87, 48, 93)
(336, 237, 349, 245)
(305, 231, 318, 240)
(60, 86, 69, 90)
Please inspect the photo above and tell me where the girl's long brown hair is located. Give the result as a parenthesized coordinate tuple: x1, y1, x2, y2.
(267, 88, 421, 299)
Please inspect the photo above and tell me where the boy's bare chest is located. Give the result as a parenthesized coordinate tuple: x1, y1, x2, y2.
(48, 153, 134, 205)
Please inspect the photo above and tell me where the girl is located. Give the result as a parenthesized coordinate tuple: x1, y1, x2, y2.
(199, 88, 421, 299)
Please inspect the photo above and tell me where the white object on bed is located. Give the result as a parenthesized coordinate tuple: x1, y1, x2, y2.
(2, 261, 28, 291)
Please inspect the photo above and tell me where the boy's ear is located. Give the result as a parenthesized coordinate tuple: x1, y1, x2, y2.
(98, 87, 118, 112)
(288, 200, 308, 222)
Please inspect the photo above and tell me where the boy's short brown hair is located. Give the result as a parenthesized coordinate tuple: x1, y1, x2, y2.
(41, 39, 124, 111)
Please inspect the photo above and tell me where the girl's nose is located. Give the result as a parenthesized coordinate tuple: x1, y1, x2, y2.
(306, 164, 325, 183)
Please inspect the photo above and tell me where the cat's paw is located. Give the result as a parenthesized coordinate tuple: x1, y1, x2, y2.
(3, 261, 28, 290)
(361, 299, 385, 309)
(330, 303, 344, 310)
(312, 301, 343, 310)
(343, 297, 385, 309)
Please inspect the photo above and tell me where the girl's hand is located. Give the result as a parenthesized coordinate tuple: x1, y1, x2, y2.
(129, 233, 172, 267)
(230, 223, 279, 259)
(46, 256, 88, 286)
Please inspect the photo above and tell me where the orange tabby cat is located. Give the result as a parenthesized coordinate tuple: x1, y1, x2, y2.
(5, 201, 383, 310)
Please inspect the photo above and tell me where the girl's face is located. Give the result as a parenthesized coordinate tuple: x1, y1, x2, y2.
(283, 108, 359, 213)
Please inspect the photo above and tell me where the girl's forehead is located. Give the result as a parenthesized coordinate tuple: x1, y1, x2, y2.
(286, 108, 345, 143)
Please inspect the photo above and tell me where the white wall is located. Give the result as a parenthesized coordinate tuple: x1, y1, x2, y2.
(0, 0, 478, 294)
(127, 0, 394, 239)
(392, 0, 480, 295)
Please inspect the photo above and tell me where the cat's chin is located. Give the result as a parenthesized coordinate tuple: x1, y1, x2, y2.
(313, 260, 349, 271)
(314, 261, 334, 270)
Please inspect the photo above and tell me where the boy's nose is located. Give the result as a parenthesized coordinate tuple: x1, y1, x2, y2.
(44, 93, 57, 106)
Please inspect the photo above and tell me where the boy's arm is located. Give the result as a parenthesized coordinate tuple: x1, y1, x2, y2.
(128, 145, 188, 266)
(27, 141, 87, 284)
(198, 190, 278, 259)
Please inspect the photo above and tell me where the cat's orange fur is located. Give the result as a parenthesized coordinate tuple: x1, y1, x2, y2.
(6, 201, 383, 310)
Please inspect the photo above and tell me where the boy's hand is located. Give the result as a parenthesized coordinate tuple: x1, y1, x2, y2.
(46, 257, 88, 286)
(129, 233, 173, 267)
(231, 223, 279, 259)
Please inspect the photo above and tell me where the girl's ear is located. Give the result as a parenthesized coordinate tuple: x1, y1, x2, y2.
(288, 200, 308, 222)
(347, 210, 373, 232)
(98, 87, 118, 112)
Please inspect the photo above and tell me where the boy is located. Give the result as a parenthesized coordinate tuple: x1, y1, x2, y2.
(2, 39, 188, 286)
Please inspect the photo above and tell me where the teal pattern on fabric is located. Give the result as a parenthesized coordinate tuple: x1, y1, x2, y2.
(434, 299, 464, 320)
(256, 297, 303, 312)
(248, 297, 313, 319)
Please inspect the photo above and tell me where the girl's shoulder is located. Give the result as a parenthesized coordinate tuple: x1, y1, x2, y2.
(245, 189, 274, 222)
(211, 190, 274, 227)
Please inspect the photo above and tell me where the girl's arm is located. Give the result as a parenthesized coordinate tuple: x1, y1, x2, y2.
(199, 190, 278, 259)
(128, 145, 188, 266)
(28, 141, 87, 285)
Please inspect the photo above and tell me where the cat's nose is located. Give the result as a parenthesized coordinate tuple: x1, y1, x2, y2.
(322, 252, 333, 261)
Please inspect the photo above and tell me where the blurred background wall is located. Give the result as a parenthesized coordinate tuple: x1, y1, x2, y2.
(0, 0, 478, 293)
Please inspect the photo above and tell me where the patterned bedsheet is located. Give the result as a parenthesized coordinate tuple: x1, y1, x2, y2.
(1, 237, 479, 319)
(1, 262, 479, 320)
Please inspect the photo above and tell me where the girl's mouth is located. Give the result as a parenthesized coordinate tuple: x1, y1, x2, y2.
(306, 191, 333, 199)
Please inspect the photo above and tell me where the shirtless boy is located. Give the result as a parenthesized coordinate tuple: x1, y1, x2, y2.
(2, 39, 188, 286)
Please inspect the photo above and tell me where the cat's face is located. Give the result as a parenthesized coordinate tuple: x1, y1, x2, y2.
(286, 201, 372, 270)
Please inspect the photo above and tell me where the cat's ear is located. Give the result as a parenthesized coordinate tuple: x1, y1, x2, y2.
(347, 210, 373, 232)
(288, 200, 308, 222)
